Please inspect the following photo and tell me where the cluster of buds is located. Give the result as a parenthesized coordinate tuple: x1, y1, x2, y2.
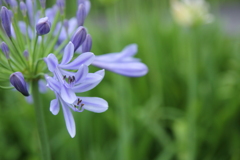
(171, 0, 214, 27)
(0, 0, 148, 137)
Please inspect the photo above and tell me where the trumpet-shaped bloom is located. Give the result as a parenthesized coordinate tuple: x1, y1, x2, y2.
(44, 42, 108, 137)
(92, 44, 148, 77)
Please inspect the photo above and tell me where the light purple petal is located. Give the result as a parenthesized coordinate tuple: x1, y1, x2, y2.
(45, 75, 61, 93)
(50, 99, 60, 115)
(73, 70, 104, 93)
(25, 95, 33, 104)
(75, 64, 88, 83)
(59, 52, 95, 70)
(44, 54, 59, 72)
(60, 99, 76, 138)
(38, 79, 47, 93)
(92, 61, 148, 77)
(60, 84, 77, 104)
(118, 44, 138, 59)
(80, 97, 108, 113)
(60, 42, 74, 65)
(94, 44, 138, 62)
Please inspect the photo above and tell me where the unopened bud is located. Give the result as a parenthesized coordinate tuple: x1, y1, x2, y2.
(10, 72, 29, 96)
(20, 1, 27, 17)
(39, 0, 46, 9)
(36, 17, 51, 35)
(77, 0, 90, 15)
(71, 26, 87, 51)
(81, 34, 92, 53)
(23, 50, 29, 60)
(0, 6, 12, 37)
(10, 0, 18, 13)
(4, 0, 12, 5)
(1, 42, 10, 59)
(76, 4, 86, 26)
(63, 19, 69, 31)
(56, 0, 65, 14)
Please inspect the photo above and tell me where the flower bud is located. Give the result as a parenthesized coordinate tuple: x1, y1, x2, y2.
(10, 72, 29, 96)
(56, 0, 65, 14)
(76, 4, 86, 26)
(81, 34, 92, 53)
(36, 17, 51, 35)
(63, 19, 69, 31)
(78, 0, 90, 15)
(20, 1, 27, 17)
(10, 0, 18, 13)
(71, 26, 87, 51)
(23, 50, 29, 60)
(0, 6, 12, 37)
(1, 42, 10, 59)
(4, 0, 12, 5)
(39, 0, 46, 9)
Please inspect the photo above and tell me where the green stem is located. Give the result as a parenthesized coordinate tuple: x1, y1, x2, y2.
(32, 80, 51, 160)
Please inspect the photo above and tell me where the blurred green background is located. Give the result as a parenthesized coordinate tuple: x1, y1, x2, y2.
(1, 0, 240, 159)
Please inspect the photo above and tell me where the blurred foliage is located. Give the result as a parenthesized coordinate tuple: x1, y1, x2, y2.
(1, 0, 240, 160)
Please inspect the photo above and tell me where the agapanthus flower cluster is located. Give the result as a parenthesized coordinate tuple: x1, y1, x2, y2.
(0, 0, 148, 137)
(171, 0, 214, 27)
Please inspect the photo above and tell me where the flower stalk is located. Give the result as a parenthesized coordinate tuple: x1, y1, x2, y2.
(32, 80, 51, 160)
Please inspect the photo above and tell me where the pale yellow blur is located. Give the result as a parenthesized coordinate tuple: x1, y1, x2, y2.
(171, 0, 214, 27)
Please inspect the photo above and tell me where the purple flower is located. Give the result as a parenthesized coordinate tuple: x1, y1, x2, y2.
(10, 72, 29, 96)
(92, 44, 148, 77)
(44, 42, 108, 137)
(36, 17, 51, 35)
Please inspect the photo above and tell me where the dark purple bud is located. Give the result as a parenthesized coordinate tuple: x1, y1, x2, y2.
(71, 26, 87, 51)
(36, 17, 51, 35)
(76, 4, 86, 26)
(81, 34, 92, 53)
(23, 50, 29, 60)
(0, 6, 12, 37)
(39, 0, 46, 8)
(1, 42, 10, 59)
(20, 1, 27, 17)
(56, 0, 65, 14)
(10, 72, 29, 96)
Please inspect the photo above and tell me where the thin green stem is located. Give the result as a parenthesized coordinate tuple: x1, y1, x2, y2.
(32, 80, 51, 160)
